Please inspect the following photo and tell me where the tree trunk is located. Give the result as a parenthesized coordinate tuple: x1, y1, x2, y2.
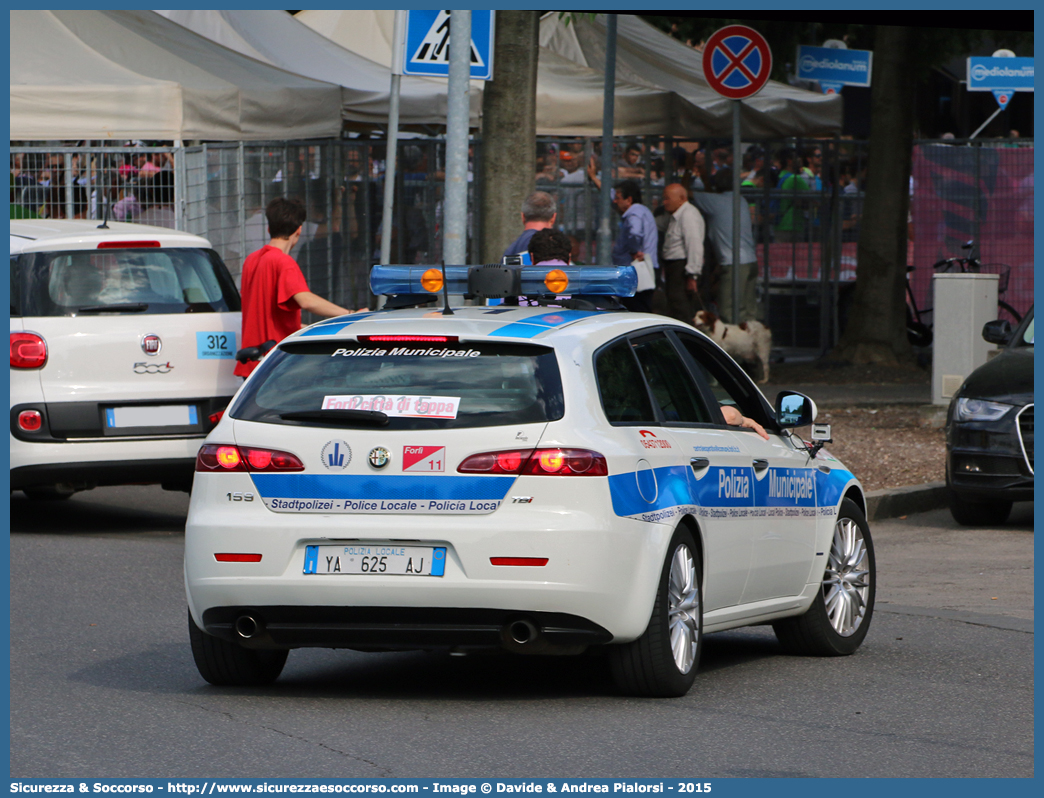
(478, 11, 539, 263)
(833, 26, 916, 365)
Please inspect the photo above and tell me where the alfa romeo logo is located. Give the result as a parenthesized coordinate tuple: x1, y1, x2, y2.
(368, 447, 390, 468)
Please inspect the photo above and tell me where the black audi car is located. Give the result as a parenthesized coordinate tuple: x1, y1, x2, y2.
(945, 307, 1034, 525)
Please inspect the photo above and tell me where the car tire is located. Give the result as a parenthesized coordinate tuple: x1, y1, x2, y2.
(609, 526, 702, 698)
(22, 484, 76, 501)
(773, 498, 875, 657)
(188, 610, 288, 687)
(947, 490, 1012, 527)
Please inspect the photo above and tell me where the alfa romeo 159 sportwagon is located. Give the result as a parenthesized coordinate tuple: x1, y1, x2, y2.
(185, 263, 874, 697)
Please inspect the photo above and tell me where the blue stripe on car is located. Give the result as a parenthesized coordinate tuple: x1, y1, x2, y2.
(609, 466, 843, 518)
(299, 312, 382, 337)
(250, 473, 516, 501)
(816, 468, 855, 507)
(488, 310, 601, 339)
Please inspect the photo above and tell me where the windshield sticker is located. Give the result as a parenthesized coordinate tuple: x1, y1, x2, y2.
(330, 347, 480, 358)
(322, 394, 461, 419)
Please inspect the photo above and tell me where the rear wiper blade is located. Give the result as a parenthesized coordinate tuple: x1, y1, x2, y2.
(75, 303, 149, 313)
(280, 409, 390, 426)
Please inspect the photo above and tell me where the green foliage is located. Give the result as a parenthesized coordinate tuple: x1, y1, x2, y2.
(558, 12, 597, 28)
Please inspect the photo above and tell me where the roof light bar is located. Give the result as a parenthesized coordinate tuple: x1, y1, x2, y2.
(97, 241, 161, 249)
(369, 264, 637, 299)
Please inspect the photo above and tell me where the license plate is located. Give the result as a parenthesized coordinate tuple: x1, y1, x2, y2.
(303, 544, 446, 576)
(105, 405, 198, 428)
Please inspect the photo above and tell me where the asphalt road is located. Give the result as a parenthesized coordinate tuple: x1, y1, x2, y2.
(9, 486, 1034, 779)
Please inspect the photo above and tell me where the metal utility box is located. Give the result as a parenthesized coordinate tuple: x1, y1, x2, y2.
(932, 273, 999, 405)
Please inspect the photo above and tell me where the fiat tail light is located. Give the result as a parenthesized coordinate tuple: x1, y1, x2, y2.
(196, 444, 305, 472)
(10, 332, 47, 369)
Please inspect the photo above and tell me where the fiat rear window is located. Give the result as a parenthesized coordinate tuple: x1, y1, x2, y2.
(231, 340, 565, 430)
(14, 247, 240, 316)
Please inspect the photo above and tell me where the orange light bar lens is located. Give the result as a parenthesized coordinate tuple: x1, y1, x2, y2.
(420, 268, 444, 293)
(544, 269, 569, 294)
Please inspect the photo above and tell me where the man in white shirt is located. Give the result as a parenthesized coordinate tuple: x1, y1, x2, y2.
(661, 183, 705, 323)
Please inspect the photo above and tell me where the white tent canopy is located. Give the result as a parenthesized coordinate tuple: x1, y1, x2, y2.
(539, 14, 843, 138)
(294, 9, 711, 137)
(10, 9, 343, 141)
(154, 9, 483, 128)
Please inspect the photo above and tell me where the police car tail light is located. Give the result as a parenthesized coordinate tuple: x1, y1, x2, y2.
(196, 444, 304, 472)
(358, 335, 458, 343)
(457, 449, 534, 475)
(458, 448, 607, 476)
(10, 332, 48, 369)
(214, 553, 263, 563)
(525, 448, 608, 476)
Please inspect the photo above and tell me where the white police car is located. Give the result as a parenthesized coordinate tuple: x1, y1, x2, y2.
(10, 220, 241, 498)
(185, 263, 874, 697)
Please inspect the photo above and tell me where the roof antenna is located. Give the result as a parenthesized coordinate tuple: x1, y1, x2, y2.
(440, 261, 454, 315)
(96, 194, 110, 229)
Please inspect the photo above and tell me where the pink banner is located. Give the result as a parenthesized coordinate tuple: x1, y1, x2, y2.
(911, 144, 1033, 320)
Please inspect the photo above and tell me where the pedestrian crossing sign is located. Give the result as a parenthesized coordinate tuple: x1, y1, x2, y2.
(402, 10, 494, 80)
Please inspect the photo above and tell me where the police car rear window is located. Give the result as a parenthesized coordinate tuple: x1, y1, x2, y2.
(14, 248, 239, 316)
(231, 340, 565, 430)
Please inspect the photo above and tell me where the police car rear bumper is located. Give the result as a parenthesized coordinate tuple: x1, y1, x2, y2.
(199, 605, 613, 651)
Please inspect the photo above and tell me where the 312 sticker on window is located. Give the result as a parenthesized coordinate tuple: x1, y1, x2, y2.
(322, 395, 460, 419)
(196, 332, 236, 359)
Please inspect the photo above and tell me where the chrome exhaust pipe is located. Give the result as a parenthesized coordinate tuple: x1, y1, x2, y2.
(507, 619, 538, 645)
(235, 615, 261, 639)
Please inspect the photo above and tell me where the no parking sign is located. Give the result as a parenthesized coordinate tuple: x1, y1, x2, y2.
(702, 25, 773, 100)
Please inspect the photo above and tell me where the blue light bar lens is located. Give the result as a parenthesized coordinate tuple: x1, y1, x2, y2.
(370, 265, 470, 296)
(370, 265, 637, 298)
(520, 266, 636, 297)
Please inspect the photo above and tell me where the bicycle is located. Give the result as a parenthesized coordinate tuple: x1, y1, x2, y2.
(905, 265, 933, 347)
(932, 240, 1023, 326)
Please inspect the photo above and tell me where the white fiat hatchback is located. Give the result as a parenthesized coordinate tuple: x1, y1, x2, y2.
(10, 220, 241, 498)
(185, 264, 874, 697)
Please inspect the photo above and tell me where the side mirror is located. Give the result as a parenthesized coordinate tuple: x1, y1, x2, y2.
(775, 391, 817, 428)
(982, 319, 1013, 346)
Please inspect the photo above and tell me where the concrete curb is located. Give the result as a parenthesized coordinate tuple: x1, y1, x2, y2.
(866, 481, 948, 522)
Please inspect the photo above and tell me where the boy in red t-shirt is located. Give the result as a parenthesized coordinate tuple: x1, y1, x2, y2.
(235, 197, 356, 377)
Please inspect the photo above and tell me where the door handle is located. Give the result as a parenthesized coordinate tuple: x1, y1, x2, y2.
(689, 457, 710, 469)
(752, 458, 769, 471)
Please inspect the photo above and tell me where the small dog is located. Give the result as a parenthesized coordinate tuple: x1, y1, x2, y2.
(694, 310, 772, 384)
